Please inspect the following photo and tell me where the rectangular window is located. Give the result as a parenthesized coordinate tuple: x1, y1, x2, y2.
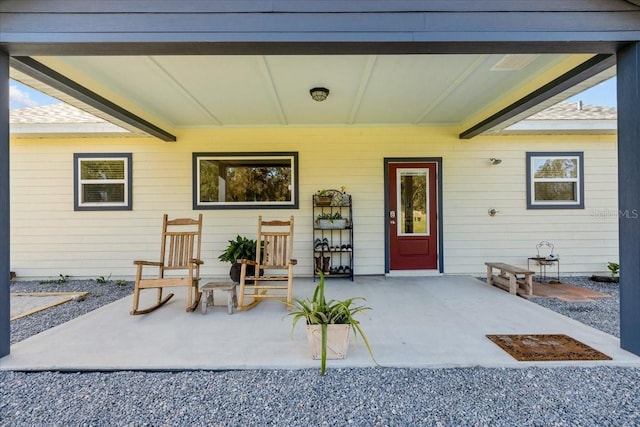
(526, 152, 584, 209)
(193, 152, 298, 209)
(74, 153, 132, 211)
(397, 168, 429, 235)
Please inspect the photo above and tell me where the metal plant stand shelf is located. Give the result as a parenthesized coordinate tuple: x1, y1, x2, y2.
(312, 189, 354, 281)
(527, 257, 560, 282)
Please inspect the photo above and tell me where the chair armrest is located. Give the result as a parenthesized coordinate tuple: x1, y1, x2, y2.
(133, 260, 163, 266)
(290, 259, 298, 266)
(237, 259, 258, 266)
(190, 259, 204, 265)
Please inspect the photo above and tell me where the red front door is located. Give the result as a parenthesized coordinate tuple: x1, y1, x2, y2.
(388, 162, 438, 270)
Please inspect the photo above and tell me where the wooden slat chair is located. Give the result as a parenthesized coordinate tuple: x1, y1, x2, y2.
(238, 216, 297, 310)
(131, 214, 204, 315)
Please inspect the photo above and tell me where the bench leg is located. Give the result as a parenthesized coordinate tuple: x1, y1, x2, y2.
(524, 274, 533, 296)
(201, 290, 210, 314)
(226, 289, 234, 315)
(508, 274, 517, 295)
(487, 266, 494, 286)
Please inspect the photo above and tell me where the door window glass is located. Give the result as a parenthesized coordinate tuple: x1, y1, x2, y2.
(397, 168, 429, 235)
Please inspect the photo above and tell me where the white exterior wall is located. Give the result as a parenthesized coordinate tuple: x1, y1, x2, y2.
(9, 127, 618, 279)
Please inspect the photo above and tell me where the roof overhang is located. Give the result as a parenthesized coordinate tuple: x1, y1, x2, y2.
(459, 54, 617, 138)
(499, 119, 617, 135)
(2, 1, 637, 139)
(10, 57, 176, 141)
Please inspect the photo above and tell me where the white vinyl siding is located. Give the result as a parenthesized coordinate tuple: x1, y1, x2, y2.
(10, 128, 617, 279)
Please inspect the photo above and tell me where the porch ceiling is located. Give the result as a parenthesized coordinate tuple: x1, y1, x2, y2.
(10, 53, 613, 134)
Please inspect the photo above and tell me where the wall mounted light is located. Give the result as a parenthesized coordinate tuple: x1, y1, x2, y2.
(489, 158, 502, 165)
(310, 87, 330, 102)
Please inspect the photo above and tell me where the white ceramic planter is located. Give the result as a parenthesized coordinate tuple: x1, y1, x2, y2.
(316, 219, 348, 229)
(305, 324, 351, 360)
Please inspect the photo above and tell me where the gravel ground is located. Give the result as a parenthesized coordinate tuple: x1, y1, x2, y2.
(2, 276, 638, 426)
(532, 276, 620, 338)
(9, 278, 134, 344)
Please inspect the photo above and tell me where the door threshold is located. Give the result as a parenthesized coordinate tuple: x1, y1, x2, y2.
(386, 270, 442, 277)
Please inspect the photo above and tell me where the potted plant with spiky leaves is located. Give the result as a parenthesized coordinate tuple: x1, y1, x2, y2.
(287, 272, 375, 375)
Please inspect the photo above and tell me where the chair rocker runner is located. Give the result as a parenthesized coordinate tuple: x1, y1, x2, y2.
(131, 214, 204, 315)
(238, 216, 297, 310)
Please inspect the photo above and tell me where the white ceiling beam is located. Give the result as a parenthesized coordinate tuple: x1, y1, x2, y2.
(348, 55, 377, 125)
(259, 56, 288, 125)
(147, 57, 223, 126)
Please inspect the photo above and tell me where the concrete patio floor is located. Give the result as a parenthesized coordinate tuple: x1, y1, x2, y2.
(2, 275, 639, 371)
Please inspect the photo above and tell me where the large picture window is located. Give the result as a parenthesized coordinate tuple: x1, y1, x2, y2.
(193, 152, 298, 209)
(74, 153, 132, 211)
(526, 152, 584, 209)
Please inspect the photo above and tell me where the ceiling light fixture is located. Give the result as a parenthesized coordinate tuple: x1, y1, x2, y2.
(490, 158, 502, 165)
(310, 87, 330, 102)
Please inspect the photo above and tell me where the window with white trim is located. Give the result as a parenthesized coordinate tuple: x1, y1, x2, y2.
(74, 153, 132, 211)
(193, 152, 298, 209)
(526, 152, 584, 209)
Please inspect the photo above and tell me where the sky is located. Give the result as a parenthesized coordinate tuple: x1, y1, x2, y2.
(9, 80, 59, 109)
(8, 76, 619, 110)
(566, 77, 617, 108)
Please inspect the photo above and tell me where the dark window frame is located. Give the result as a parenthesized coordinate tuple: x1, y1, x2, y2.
(73, 153, 133, 211)
(526, 151, 584, 210)
(192, 152, 299, 210)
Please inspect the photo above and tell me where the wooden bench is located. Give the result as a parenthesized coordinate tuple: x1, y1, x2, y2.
(485, 262, 534, 296)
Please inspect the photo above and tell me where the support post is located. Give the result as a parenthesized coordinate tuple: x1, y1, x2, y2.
(0, 51, 10, 357)
(617, 42, 640, 356)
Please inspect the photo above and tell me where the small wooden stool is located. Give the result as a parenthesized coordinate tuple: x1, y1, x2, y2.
(200, 282, 238, 315)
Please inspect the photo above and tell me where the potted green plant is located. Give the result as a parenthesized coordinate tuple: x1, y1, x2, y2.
(316, 211, 347, 229)
(287, 272, 375, 375)
(590, 261, 620, 283)
(218, 235, 258, 282)
(314, 189, 333, 206)
(607, 262, 620, 278)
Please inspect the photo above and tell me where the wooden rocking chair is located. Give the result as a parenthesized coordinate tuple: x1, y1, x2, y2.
(238, 216, 297, 310)
(131, 214, 203, 315)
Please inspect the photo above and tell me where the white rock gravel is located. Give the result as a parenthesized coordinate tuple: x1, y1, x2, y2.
(533, 276, 620, 338)
(2, 277, 639, 426)
(9, 279, 133, 344)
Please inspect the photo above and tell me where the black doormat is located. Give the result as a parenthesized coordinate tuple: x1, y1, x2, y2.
(486, 334, 612, 361)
